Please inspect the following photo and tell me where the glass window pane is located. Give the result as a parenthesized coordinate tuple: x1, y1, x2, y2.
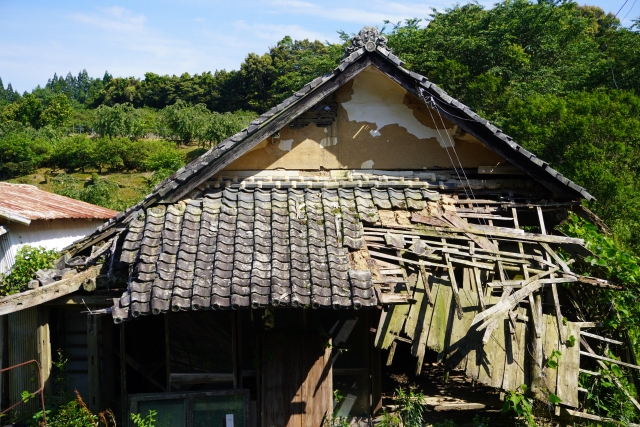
(139, 399, 185, 427)
(193, 394, 246, 427)
(333, 373, 370, 418)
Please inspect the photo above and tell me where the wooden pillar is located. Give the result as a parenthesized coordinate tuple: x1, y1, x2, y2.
(164, 315, 171, 391)
(87, 312, 100, 413)
(37, 307, 52, 394)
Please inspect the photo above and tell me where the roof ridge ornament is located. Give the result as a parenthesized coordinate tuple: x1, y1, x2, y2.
(343, 26, 391, 57)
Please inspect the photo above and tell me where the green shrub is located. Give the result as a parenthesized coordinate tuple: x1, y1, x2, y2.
(0, 130, 53, 178)
(52, 173, 126, 211)
(1, 246, 57, 294)
(46, 390, 98, 427)
(143, 141, 184, 172)
(51, 135, 95, 172)
(93, 103, 144, 138)
(131, 409, 157, 427)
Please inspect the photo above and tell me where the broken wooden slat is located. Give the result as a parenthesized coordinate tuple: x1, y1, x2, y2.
(580, 331, 624, 345)
(580, 338, 640, 411)
(564, 408, 640, 426)
(579, 368, 601, 376)
(469, 242, 485, 311)
(487, 277, 577, 287)
(380, 303, 412, 349)
(580, 351, 640, 371)
(368, 249, 447, 269)
(472, 268, 560, 329)
(443, 251, 465, 320)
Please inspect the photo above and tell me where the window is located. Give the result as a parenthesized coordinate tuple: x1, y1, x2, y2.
(130, 390, 249, 427)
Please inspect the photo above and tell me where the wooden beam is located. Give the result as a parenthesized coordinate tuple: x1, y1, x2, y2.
(0, 266, 101, 316)
(45, 295, 114, 306)
(169, 373, 235, 384)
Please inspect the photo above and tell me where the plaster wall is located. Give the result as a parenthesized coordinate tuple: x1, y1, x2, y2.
(224, 67, 505, 171)
(0, 218, 105, 274)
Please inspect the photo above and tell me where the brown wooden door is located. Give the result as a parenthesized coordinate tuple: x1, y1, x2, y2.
(262, 334, 332, 427)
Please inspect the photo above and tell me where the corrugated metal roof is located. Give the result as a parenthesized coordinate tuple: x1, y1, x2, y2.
(0, 182, 118, 221)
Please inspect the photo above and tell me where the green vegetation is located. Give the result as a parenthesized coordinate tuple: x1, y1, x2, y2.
(1, 246, 57, 295)
(131, 410, 157, 427)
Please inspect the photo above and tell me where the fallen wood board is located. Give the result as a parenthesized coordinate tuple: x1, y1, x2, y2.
(0, 266, 101, 316)
(564, 408, 640, 426)
(502, 305, 528, 392)
(380, 303, 411, 349)
(445, 268, 479, 371)
(542, 314, 560, 395)
(412, 275, 442, 374)
(404, 270, 429, 340)
(556, 322, 580, 407)
(432, 403, 487, 411)
(472, 268, 560, 330)
(427, 277, 453, 358)
(477, 293, 508, 389)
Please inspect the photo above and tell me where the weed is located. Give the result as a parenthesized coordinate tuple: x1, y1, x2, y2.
(131, 409, 157, 427)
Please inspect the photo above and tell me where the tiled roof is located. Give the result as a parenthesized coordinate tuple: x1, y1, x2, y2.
(0, 182, 117, 222)
(113, 185, 422, 321)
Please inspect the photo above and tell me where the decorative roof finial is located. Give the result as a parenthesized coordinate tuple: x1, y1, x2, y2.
(343, 26, 391, 57)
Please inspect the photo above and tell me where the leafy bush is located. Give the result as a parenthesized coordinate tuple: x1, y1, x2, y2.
(0, 130, 53, 178)
(93, 103, 145, 138)
(502, 385, 535, 427)
(46, 390, 98, 427)
(159, 100, 210, 143)
(1, 246, 57, 294)
(143, 140, 184, 172)
(377, 387, 426, 427)
(51, 135, 95, 172)
(52, 173, 126, 211)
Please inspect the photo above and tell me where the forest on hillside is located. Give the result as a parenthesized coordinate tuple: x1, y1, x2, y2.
(1, 1, 640, 422)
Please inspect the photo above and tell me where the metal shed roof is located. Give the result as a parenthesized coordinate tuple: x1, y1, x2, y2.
(0, 182, 118, 224)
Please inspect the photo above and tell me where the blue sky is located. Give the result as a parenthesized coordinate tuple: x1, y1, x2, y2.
(0, 0, 636, 93)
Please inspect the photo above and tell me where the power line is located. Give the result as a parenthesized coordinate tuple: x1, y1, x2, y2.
(621, 0, 638, 22)
(615, 0, 631, 18)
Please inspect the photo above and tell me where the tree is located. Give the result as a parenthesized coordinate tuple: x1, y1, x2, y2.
(40, 94, 73, 128)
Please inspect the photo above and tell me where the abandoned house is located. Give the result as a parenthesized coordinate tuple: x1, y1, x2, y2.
(0, 27, 635, 427)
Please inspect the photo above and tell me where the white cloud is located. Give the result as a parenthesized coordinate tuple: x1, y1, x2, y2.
(233, 21, 334, 43)
(72, 6, 147, 33)
(267, 0, 435, 23)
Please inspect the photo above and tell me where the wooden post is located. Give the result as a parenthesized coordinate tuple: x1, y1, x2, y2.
(120, 323, 127, 425)
(87, 312, 100, 414)
(36, 307, 52, 395)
